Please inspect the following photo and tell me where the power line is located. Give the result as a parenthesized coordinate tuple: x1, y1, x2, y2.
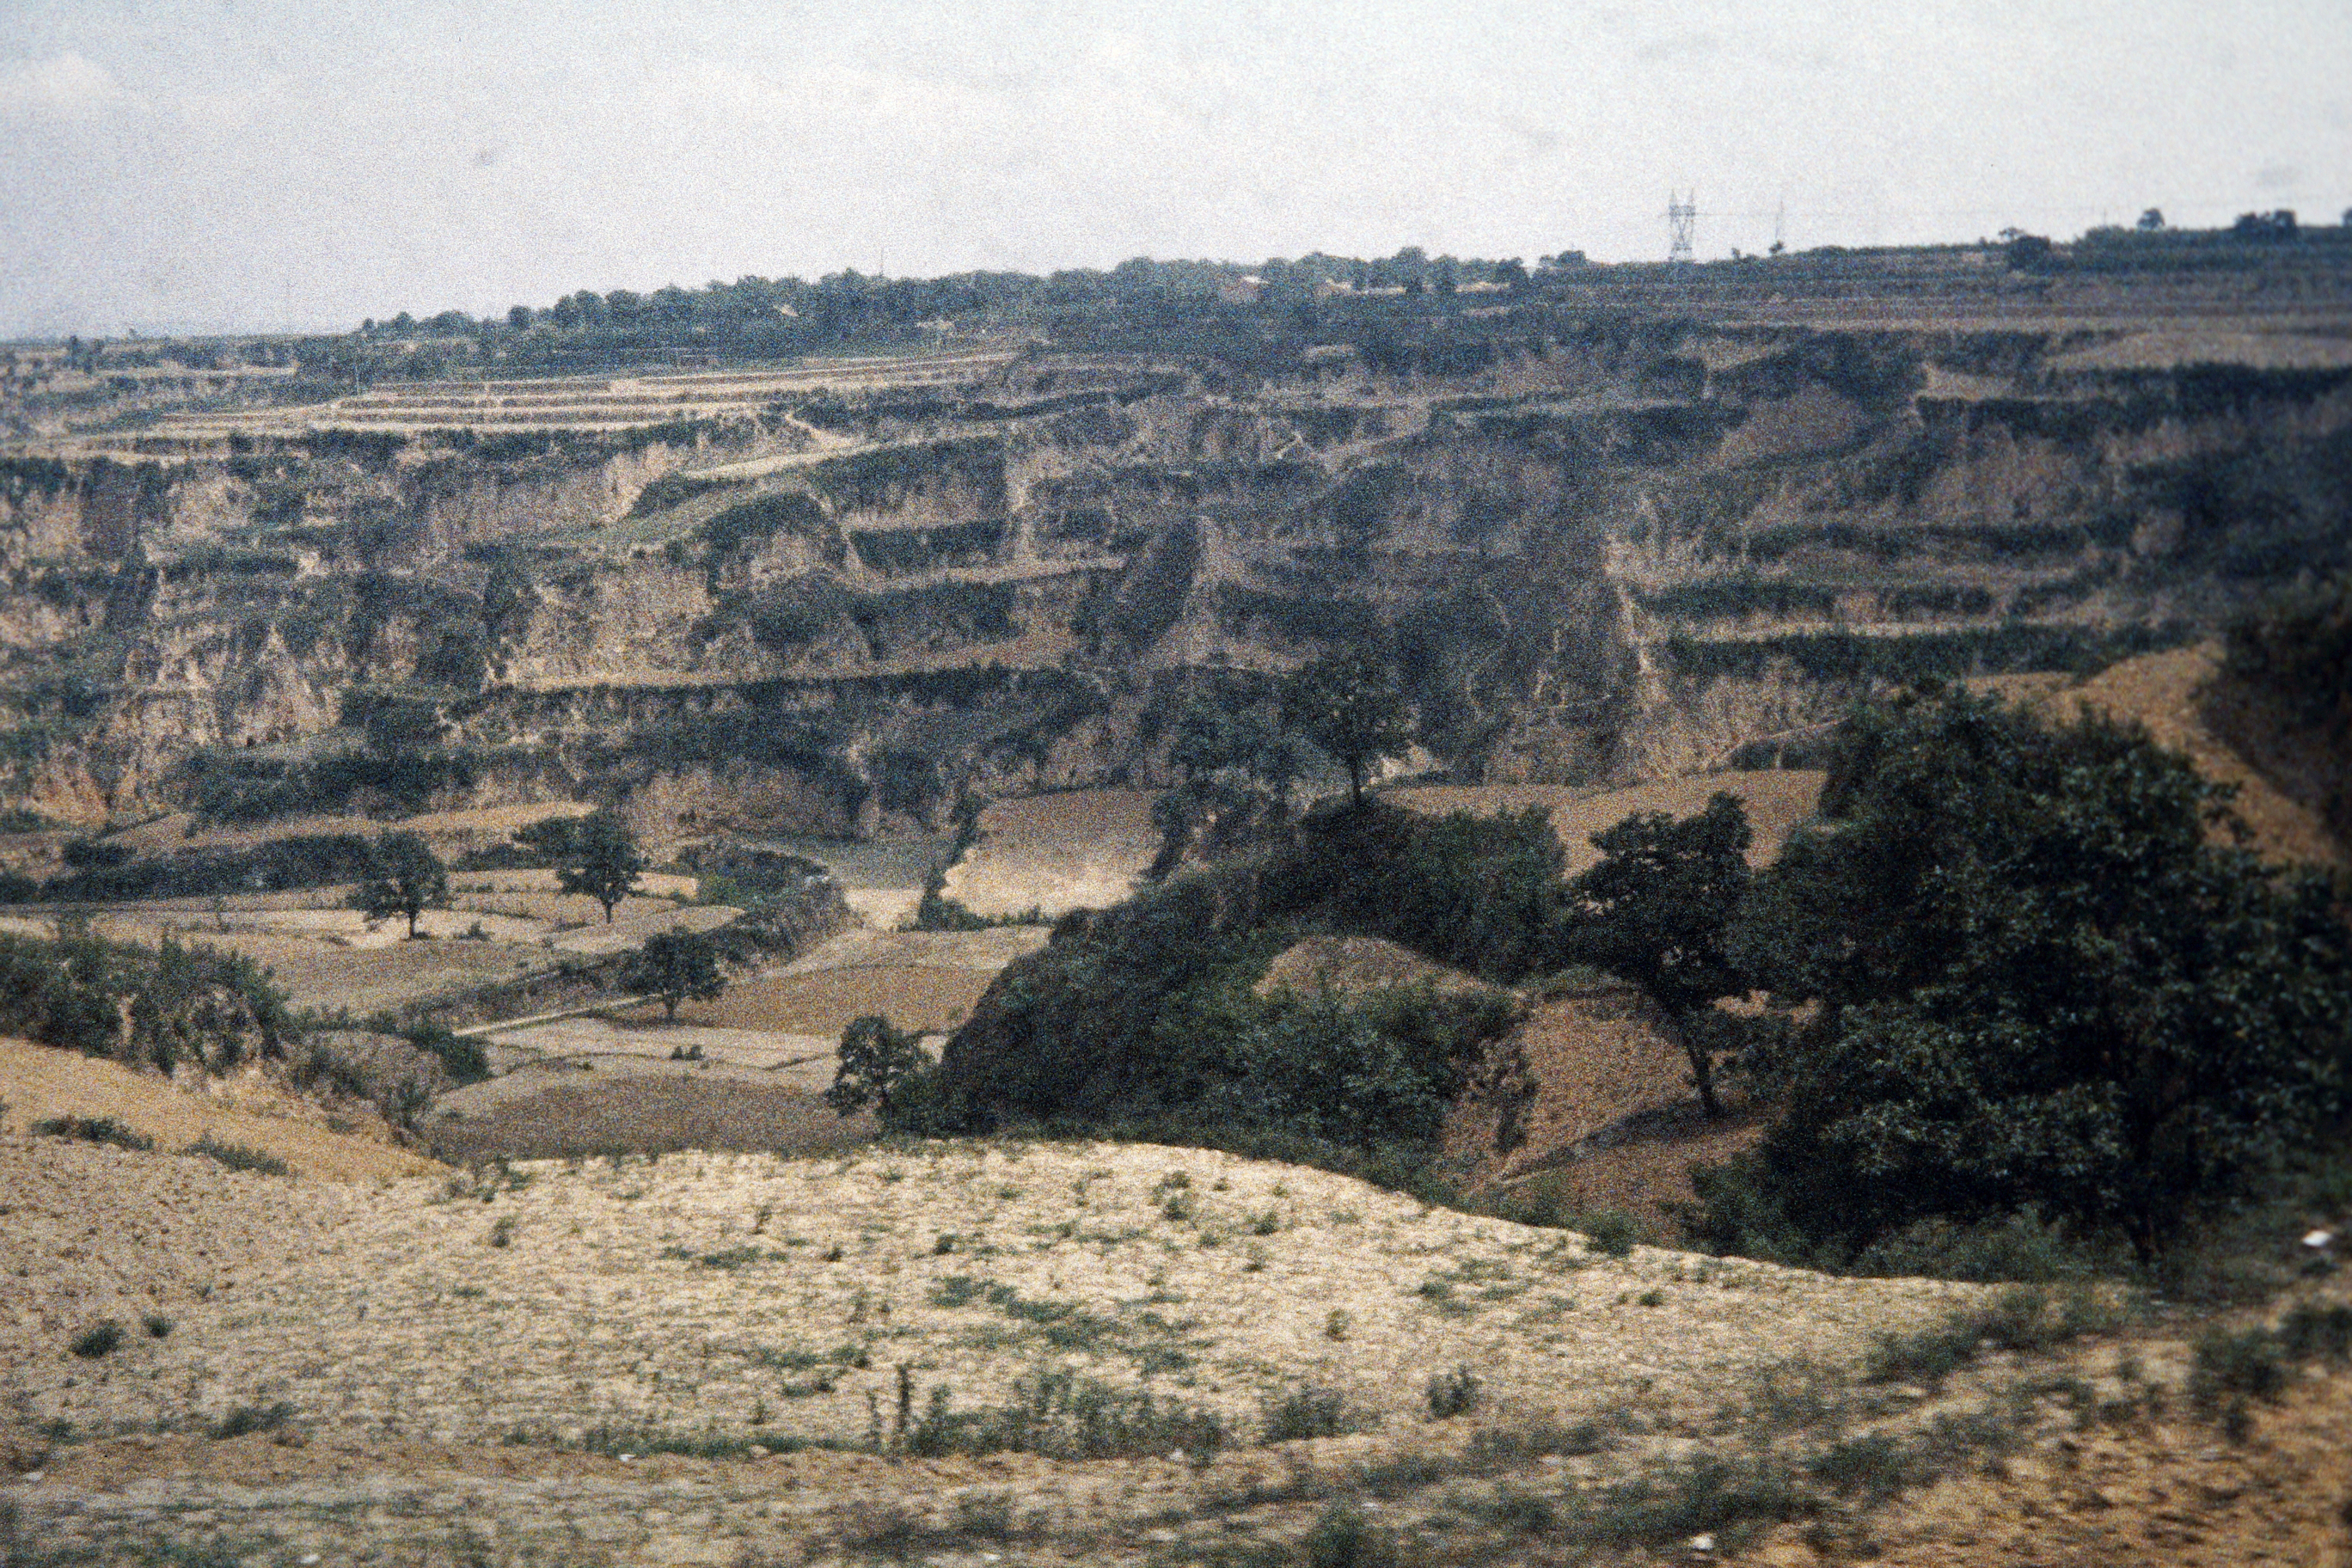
(1667, 191, 1696, 264)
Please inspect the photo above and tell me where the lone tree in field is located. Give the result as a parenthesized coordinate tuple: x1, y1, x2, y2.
(557, 810, 645, 923)
(1563, 793, 1754, 1117)
(826, 1014, 931, 1118)
(347, 831, 448, 939)
(622, 929, 725, 1022)
(1282, 649, 1408, 809)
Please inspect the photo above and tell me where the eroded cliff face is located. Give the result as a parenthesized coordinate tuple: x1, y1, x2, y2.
(3, 329, 2344, 832)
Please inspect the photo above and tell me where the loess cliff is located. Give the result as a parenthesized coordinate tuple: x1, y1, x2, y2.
(3, 316, 2347, 837)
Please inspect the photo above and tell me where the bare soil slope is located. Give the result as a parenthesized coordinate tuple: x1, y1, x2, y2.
(2046, 640, 2347, 871)
(1442, 980, 1701, 1198)
(937, 789, 1161, 917)
(0, 1038, 442, 1182)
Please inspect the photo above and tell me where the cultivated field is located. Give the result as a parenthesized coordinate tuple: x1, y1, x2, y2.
(138, 353, 1025, 445)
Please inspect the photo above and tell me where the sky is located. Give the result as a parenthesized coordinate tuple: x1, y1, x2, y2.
(2, 0, 2347, 338)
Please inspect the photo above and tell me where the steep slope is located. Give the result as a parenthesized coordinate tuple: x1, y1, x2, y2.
(3, 319, 2346, 842)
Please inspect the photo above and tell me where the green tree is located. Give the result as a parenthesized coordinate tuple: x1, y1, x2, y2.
(1152, 689, 1314, 873)
(622, 929, 725, 1021)
(1282, 650, 1409, 808)
(346, 831, 447, 939)
(1721, 687, 2352, 1259)
(1563, 793, 1754, 1117)
(826, 1014, 931, 1117)
(557, 810, 644, 923)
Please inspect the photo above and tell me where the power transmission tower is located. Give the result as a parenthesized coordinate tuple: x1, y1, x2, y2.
(1667, 191, 1697, 264)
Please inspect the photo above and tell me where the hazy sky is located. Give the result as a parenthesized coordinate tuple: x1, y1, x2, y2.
(3, 0, 2346, 336)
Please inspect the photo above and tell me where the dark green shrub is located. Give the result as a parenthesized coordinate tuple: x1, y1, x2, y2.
(33, 832, 380, 903)
(207, 1401, 294, 1440)
(1564, 1454, 1804, 1550)
(1561, 793, 1752, 1115)
(896, 1367, 1227, 1461)
(1850, 1208, 2113, 1283)
(826, 1014, 934, 1118)
(620, 929, 726, 1021)
(2190, 1328, 2290, 1410)
(1805, 1433, 1914, 1500)
(1580, 1210, 1640, 1258)
(70, 1321, 123, 1358)
(2278, 1302, 2352, 1363)
(1426, 1365, 1483, 1418)
(1264, 1386, 1359, 1442)
(32, 1115, 154, 1152)
(0, 931, 291, 1075)
(182, 1136, 291, 1176)
(627, 470, 746, 518)
(1302, 1501, 1398, 1568)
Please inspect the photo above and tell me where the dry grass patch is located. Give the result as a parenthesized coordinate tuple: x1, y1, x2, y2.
(0, 1036, 439, 1181)
(1443, 980, 1700, 1197)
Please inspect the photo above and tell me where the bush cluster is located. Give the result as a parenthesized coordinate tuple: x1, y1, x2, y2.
(185, 745, 478, 824)
(13, 832, 381, 905)
(0, 930, 291, 1073)
(1694, 685, 2352, 1264)
(934, 800, 1545, 1150)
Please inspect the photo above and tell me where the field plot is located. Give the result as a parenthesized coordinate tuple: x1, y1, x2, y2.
(630, 927, 1043, 1042)
(144, 353, 1024, 444)
(441, 925, 1046, 1160)
(425, 1075, 873, 1165)
(936, 788, 1161, 917)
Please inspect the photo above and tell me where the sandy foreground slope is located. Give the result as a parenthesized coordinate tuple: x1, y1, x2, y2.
(3, 1133, 1989, 1560)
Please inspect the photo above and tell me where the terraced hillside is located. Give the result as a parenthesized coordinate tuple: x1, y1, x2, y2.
(1, 298, 2347, 844)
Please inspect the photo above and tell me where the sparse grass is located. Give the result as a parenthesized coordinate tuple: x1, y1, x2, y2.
(142, 1314, 174, 1338)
